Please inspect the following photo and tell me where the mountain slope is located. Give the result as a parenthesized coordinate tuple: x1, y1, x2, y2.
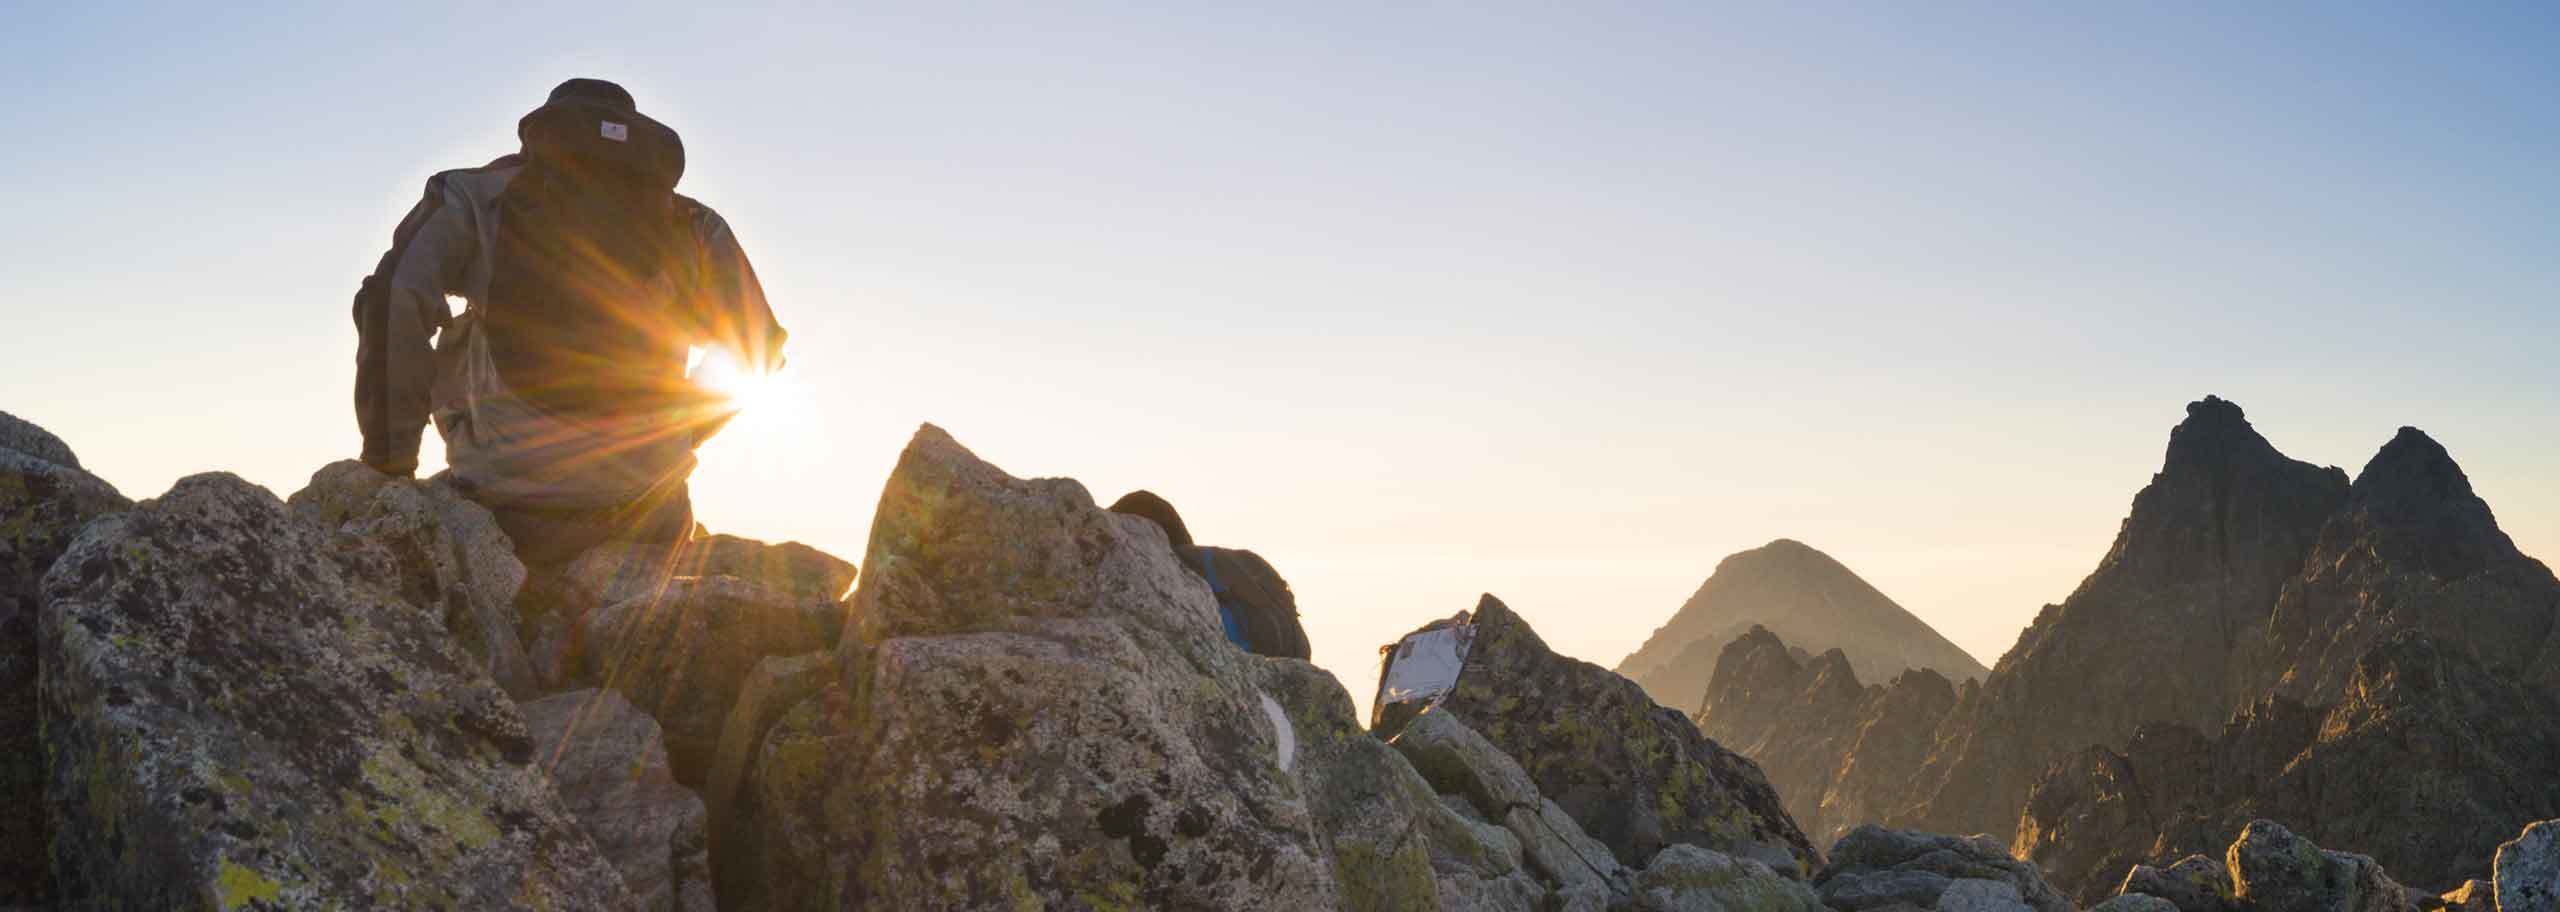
(1691, 625, 1959, 847)
(1890, 396, 2351, 838)
(1615, 539, 1986, 714)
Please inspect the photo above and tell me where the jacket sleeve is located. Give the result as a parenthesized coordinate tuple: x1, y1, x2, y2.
(686, 209, 788, 371)
(353, 176, 475, 475)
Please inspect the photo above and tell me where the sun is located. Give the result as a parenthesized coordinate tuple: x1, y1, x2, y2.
(689, 347, 774, 413)
(686, 346, 812, 455)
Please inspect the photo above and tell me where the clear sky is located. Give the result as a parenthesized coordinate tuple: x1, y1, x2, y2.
(8, 2, 2557, 708)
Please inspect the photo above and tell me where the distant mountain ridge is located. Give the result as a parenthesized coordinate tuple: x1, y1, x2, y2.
(1675, 396, 2560, 899)
(1615, 539, 1987, 714)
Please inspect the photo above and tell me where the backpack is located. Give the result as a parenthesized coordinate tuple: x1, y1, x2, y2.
(1189, 546, 1312, 660)
(482, 97, 699, 420)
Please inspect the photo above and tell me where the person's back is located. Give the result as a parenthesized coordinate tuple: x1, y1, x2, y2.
(351, 78, 786, 563)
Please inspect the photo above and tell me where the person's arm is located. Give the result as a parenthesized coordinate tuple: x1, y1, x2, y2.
(686, 207, 787, 372)
(352, 175, 475, 476)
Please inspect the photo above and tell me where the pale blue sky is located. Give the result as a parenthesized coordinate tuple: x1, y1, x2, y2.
(7, 2, 2556, 704)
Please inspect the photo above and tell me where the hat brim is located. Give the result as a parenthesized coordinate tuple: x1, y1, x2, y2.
(517, 100, 685, 189)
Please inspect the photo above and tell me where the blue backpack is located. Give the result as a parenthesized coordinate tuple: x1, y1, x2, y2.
(1199, 551, 1255, 652)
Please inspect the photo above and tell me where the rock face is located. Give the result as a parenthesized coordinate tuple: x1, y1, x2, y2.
(0, 412, 125, 905)
(2232, 427, 2560, 706)
(1813, 825, 2073, 912)
(2021, 632, 2560, 901)
(730, 425, 1341, 909)
(1424, 593, 1819, 875)
(1693, 625, 1959, 847)
(522, 690, 713, 912)
(288, 460, 536, 697)
(38, 473, 629, 908)
(1677, 400, 2560, 905)
(1617, 538, 1987, 714)
(1893, 397, 2353, 840)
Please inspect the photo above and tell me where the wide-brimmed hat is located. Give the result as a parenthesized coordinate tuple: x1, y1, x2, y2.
(517, 78, 685, 189)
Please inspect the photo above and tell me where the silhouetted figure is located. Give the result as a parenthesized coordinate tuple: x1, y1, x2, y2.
(1107, 490, 1312, 659)
(352, 78, 785, 563)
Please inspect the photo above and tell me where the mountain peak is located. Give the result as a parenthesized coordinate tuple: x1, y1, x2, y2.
(2353, 426, 2471, 502)
(1617, 540, 1987, 715)
(2185, 394, 2245, 425)
(2160, 395, 2283, 473)
(2331, 425, 2521, 583)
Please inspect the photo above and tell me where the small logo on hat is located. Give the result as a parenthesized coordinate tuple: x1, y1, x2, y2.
(600, 121, 629, 142)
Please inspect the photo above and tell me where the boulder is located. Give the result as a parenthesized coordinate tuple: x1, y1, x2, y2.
(2226, 820, 2411, 912)
(1632, 842, 1824, 912)
(686, 532, 859, 600)
(2117, 854, 2235, 912)
(2497, 819, 2559, 912)
(732, 425, 1337, 908)
(1937, 877, 2035, 912)
(1816, 826, 2072, 912)
(0, 412, 125, 905)
(288, 460, 536, 697)
(553, 532, 854, 616)
(38, 473, 629, 907)
(2091, 896, 2182, 912)
(522, 532, 854, 693)
(1258, 657, 1547, 911)
(581, 574, 844, 785)
(1418, 593, 1818, 874)
(522, 690, 713, 912)
(1389, 708, 1632, 900)
(703, 650, 833, 888)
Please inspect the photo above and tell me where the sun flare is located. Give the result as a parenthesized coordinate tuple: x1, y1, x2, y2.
(686, 346, 815, 465)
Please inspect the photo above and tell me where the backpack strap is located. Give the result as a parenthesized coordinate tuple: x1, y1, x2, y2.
(1196, 550, 1226, 594)
(1195, 550, 1251, 651)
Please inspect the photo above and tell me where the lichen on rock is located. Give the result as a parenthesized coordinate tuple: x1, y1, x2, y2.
(38, 472, 630, 908)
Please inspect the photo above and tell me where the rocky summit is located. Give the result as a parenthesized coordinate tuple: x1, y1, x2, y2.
(1616, 538, 1987, 715)
(3, 400, 2558, 911)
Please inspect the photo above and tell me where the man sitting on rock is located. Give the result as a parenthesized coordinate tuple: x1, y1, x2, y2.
(350, 78, 785, 564)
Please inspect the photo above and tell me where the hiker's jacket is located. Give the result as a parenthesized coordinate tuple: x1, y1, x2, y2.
(354, 156, 783, 504)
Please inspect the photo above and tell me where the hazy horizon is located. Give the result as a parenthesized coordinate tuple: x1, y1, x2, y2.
(9, 3, 2558, 706)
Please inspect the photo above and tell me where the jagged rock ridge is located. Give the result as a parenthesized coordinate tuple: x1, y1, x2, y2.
(1693, 625, 1959, 848)
(2020, 631, 2560, 903)
(1617, 538, 1987, 715)
(1875, 398, 2560, 899)
(1892, 396, 2357, 841)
